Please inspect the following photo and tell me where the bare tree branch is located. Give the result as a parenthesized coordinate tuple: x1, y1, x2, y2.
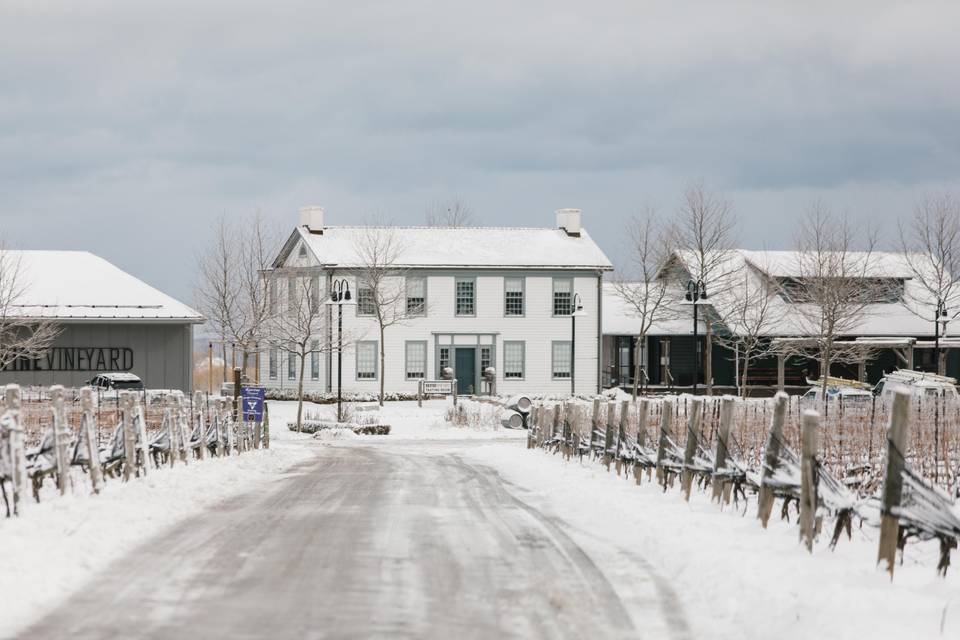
(425, 198, 475, 227)
(0, 247, 61, 369)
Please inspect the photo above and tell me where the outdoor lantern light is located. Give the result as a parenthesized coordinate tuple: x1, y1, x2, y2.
(327, 278, 354, 422)
(685, 279, 708, 394)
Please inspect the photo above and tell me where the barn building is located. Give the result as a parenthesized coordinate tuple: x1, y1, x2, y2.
(603, 249, 960, 394)
(0, 251, 203, 391)
(261, 207, 613, 397)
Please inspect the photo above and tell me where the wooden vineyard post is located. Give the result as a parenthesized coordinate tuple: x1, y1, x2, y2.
(552, 404, 561, 448)
(49, 386, 71, 496)
(174, 393, 190, 464)
(80, 388, 104, 494)
(562, 404, 572, 460)
(193, 391, 206, 460)
(121, 392, 137, 482)
(164, 395, 176, 469)
(799, 410, 819, 553)
(262, 401, 270, 449)
(635, 399, 649, 485)
(536, 406, 546, 447)
(214, 399, 226, 457)
(878, 389, 911, 578)
(591, 398, 602, 456)
(616, 400, 629, 476)
(655, 401, 673, 487)
(253, 411, 263, 450)
(603, 401, 615, 469)
(712, 397, 734, 503)
(134, 397, 150, 476)
(681, 398, 703, 501)
(5, 385, 28, 514)
(757, 391, 789, 528)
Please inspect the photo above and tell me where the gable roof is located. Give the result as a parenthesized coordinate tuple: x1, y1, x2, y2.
(4, 250, 203, 322)
(276, 225, 613, 270)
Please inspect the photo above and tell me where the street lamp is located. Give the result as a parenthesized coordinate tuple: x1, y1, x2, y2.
(570, 293, 585, 396)
(684, 279, 708, 394)
(935, 298, 949, 374)
(326, 279, 354, 422)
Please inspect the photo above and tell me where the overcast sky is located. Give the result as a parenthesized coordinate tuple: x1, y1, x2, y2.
(2, 1, 960, 303)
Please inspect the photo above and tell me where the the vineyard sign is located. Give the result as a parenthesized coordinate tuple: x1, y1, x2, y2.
(5, 347, 134, 372)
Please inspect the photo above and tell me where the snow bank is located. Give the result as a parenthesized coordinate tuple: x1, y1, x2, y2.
(463, 444, 959, 640)
(0, 437, 313, 636)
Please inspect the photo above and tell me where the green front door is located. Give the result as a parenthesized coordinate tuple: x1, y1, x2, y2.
(455, 348, 476, 395)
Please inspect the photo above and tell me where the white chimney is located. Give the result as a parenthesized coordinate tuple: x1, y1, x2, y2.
(299, 206, 325, 233)
(555, 208, 582, 236)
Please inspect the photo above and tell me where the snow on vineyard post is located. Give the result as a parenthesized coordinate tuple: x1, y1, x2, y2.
(80, 387, 103, 493)
(878, 389, 911, 578)
(799, 410, 819, 552)
(681, 397, 703, 500)
(712, 396, 734, 503)
(758, 392, 788, 528)
(4, 384, 27, 514)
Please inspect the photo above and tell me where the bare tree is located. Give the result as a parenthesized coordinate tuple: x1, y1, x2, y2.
(782, 203, 889, 406)
(228, 212, 279, 375)
(197, 213, 281, 385)
(0, 248, 60, 369)
(710, 257, 786, 398)
(425, 198, 475, 227)
(352, 224, 415, 406)
(612, 210, 675, 400)
(899, 193, 960, 375)
(673, 182, 740, 394)
(263, 273, 337, 430)
(195, 217, 238, 383)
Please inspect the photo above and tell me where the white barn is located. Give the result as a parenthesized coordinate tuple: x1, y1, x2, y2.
(261, 207, 613, 397)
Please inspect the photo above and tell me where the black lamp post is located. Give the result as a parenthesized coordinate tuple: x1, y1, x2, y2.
(327, 279, 353, 422)
(685, 279, 708, 394)
(935, 298, 949, 374)
(570, 293, 584, 396)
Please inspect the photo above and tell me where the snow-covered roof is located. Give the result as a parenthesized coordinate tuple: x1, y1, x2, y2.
(4, 250, 203, 322)
(607, 249, 948, 339)
(602, 282, 705, 336)
(284, 226, 613, 271)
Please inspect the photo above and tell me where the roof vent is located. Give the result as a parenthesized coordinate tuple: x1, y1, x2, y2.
(555, 208, 582, 236)
(299, 206, 325, 234)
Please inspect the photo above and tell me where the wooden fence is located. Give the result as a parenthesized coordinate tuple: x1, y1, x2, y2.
(525, 391, 960, 578)
(0, 384, 270, 518)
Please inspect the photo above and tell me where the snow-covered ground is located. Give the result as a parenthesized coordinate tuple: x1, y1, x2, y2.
(461, 444, 959, 640)
(0, 423, 313, 637)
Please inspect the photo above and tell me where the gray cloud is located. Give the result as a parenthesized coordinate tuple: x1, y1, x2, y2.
(1, 1, 960, 302)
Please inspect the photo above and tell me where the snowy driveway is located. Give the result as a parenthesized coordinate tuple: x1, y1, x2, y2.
(18, 438, 687, 640)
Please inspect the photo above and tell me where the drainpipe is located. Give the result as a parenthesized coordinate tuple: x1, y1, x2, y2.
(597, 272, 603, 394)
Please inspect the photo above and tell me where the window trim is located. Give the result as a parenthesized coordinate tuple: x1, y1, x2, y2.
(356, 285, 375, 317)
(310, 339, 320, 381)
(552, 277, 574, 317)
(355, 340, 378, 381)
(287, 343, 297, 380)
(269, 348, 278, 380)
(405, 276, 428, 317)
(437, 346, 451, 379)
(404, 340, 428, 380)
(503, 276, 525, 317)
(503, 340, 525, 380)
(455, 276, 477, 317)
(551, 340, 573, 380)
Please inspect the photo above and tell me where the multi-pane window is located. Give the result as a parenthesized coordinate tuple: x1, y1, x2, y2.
(310, 339, 320, 380)
(269, 348, 278, 380)
(455, 278, 475, 316)
(287, 343, 297, 380)
(310, 276, 320, 314)
(287, 277, 297, 314)
(552, 341, 572, 379)
(357, 286, 375, 316)
(405, 342, 427, 380)
(356, 341, 377, 380)
(504, 277, 524, 316)
(504, 342, 525, 379)
(439, 347, 451, 376)
(269, 277, 278, 311)
(480, 346, 492, 373)
(553, 278, 573, 316)
(406, 277, 426, 316)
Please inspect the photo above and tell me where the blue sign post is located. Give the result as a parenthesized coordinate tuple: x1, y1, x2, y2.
(240, 386, 266, 422)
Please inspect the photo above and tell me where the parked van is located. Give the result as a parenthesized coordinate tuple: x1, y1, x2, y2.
(800, 377, 874, 406)
(874, 370, 958, 401)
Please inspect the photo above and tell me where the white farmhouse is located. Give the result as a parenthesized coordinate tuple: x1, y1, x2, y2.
(260, 207, 613, 397)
